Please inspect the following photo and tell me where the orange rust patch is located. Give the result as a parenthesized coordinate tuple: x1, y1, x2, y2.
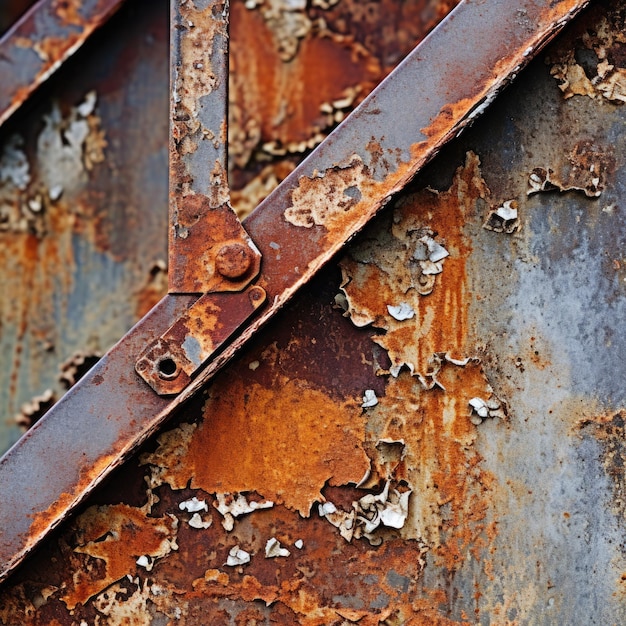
(230, 2, 380, 148)
(33, 34, 80, 65)
(27, 453, 117, 549)
(143, 376, 368, 515)
(340, 152, 487, 377)
(53, 0, 84, 27)
(62, 503, 178, 609)
(369, 363, 498, 572)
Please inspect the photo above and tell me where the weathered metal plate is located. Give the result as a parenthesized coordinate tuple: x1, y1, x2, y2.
(1, 3, 625, 617)
(0, 0, 126, 129)
(0, 0, 171, 453)
(0, 0, 590, 587)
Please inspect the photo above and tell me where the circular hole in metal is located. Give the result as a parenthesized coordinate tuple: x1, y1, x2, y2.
(157, 357, 178, 379)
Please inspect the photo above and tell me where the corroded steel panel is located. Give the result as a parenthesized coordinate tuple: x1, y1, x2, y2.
(0, 0, 625, 623)
(0, 0, 587, 584)
(0, 0, 126, 128)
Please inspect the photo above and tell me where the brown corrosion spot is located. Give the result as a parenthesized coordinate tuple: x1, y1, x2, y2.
(53, 0, 85, 27)
(142, 376, 368, 515)
(27, 453, 118, 549)
(284, 155, 367, 229)
(579, 411, 626, 521)
(62, 503, 178, 609)
(230, 1, 380, 149)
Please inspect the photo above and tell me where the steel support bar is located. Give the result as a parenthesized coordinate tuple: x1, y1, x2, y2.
(0, 0, 125, 130)
(0, 0, 591, 585)
(168, 0, 260, 294)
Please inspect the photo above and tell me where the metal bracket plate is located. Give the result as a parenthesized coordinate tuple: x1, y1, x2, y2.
(136, 285, 266, 395)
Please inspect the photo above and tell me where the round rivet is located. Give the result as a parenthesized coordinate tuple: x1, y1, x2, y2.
(215, 243, 253, 279)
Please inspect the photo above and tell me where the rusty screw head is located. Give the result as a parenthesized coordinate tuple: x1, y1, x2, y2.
(215, 243, 253, 280)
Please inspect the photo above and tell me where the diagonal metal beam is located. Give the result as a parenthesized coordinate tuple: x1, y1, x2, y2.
(0, 0, 125, 130)
(0, 0, 591, 585)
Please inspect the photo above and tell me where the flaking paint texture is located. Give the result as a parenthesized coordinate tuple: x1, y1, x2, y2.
(2, 0, 626, 624)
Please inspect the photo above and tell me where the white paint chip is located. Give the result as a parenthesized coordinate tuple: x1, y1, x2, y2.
(294, 539, 304, 549)
(265, 538, 290, 558)
(179, 497, 208, 513)
(48, 185, 64, 201)
(225, 545, 251, 567)
(361, 389, 378, 408)
(77, 91, 97, 118)
(318, 502, 338, 516)
(136, 555, 153, 571)
(188, 513, 212, 529)
(214, 493, 274, 531)
(387, 303, 415, 321)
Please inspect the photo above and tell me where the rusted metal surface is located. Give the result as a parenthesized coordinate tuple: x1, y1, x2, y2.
(0, 0, 126, 130)
(0, 0, 458, 453)
(2, 2, 626, 614)
(0, 0, 172, 452)
(0, 0, 589, 586)
(228, 0, 462, 218)
(169, 0, 261, 294)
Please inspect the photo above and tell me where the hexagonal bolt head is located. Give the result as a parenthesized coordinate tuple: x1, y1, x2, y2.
(215, 243, 253, 279)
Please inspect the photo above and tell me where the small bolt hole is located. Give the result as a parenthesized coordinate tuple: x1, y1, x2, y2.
(158, 357, 178, 378)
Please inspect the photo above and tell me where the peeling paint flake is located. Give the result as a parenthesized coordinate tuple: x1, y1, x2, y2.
(340, 152, 487, 379)
(319, 481, 412, 545)
(547, 10, 626, 103)
(284, 155, 367, 229)
(483, 199, 520, 233)
(179, 496, 208, 513)
(526, 140, 612, 199)
(225, 545, 251, 567)
(386, 302, 415, 321)
(265, 537, 290, 558)
(468, 396, 506, 425)
(214, 492, 274, 531)
(362, 389, 378, 408)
